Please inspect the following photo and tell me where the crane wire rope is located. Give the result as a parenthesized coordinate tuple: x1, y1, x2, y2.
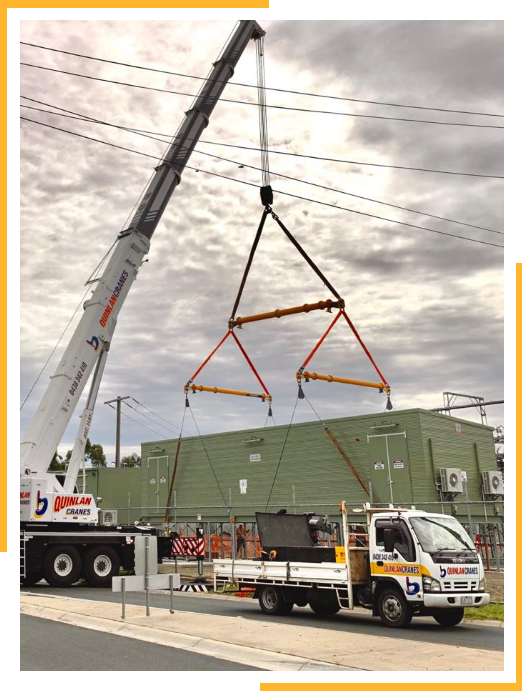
(186, 401, 227, 506)
(265, 392, 300, 510)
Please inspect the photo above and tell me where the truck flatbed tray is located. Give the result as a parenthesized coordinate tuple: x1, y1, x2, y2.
(213, 558, 355, 586)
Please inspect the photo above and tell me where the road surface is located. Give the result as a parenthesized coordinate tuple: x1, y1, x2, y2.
(21, 582, 503, 653)
(21, 614, 260, 671)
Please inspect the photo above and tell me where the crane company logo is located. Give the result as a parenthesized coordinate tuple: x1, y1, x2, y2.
(99, 270, 129, 328)
(406, 576, 420, 595)
(53, 495, 93, 513)
(440, 566, 479, 577)
(86, 335, 100, 351)
(34, 491, 48, 519)
(383, 564, 421, 575)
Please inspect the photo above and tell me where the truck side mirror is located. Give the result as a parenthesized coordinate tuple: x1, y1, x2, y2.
(383, 528, 394, 553)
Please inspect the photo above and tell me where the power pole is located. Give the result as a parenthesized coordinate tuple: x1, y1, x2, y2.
(104, 396, 130, 467)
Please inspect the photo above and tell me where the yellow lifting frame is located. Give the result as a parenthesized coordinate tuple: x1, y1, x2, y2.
(185, 383, 272, 402)
(229, 298, 344, 329)
(296, 370, 390, 394)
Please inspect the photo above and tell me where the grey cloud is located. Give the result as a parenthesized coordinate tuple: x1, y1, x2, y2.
(20, 20, 504, 461)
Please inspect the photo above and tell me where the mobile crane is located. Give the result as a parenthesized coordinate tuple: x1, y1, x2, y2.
(20, 20, 265, 587)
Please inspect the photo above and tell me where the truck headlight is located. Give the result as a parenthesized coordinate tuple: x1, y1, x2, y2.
(422, 576, 441, 592)
(479, 578, 485, 591)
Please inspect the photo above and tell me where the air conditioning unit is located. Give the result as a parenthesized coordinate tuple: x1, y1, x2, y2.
(99, 509, 118, 526)
(439, 468, 463, 494)
(482, 471, 504, 495)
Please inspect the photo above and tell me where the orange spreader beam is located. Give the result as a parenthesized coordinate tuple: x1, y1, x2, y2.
(297, 371, 390, 394)
(229, 298, 344, 329)
(185, 384, 272, 402)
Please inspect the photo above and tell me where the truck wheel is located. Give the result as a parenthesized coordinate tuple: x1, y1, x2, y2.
(377, 588, 413, 628)
(44, 546, 82, 587)
(84, 546, 121, 587)
(258, 586, 293, 615)
(21, 572, 43, 587)
(308, 592, 341, 616)
(433, 608, 464, 627)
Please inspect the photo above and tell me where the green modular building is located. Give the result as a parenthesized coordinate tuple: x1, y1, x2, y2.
(133, 408, 502, 526)
(83, 409, 502, 527)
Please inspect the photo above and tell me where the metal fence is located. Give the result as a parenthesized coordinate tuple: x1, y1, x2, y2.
(102, 500, 504, 571)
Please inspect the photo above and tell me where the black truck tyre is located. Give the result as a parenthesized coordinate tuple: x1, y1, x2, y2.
(84, 546, 121, 587)
(258, 585, 294, 615)
(433, 608, 464, 627)
(377, 588, 413, 628)
(44, 545, 82, 587)
(308, 591, 341, 616)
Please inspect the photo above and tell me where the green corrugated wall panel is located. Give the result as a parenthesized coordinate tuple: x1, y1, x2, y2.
(84, 467, 142, 524)
(139, 408, 501, 524)
(418, 411, 502, 520)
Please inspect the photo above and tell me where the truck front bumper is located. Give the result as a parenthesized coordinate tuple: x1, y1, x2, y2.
(423, 592, 490, 608)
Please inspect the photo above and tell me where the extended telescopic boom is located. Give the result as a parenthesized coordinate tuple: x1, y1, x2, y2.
(21, 21, 265, 487)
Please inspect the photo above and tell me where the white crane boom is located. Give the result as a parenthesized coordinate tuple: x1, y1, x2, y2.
(20, 21, 265, 518)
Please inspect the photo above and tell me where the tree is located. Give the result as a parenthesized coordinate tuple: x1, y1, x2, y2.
(49, 451, 65, 472)
(87, 440, 106, 467)
(121, 453, 141, 467)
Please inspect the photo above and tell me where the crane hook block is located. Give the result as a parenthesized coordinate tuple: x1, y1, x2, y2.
(260, 185, 273, 206)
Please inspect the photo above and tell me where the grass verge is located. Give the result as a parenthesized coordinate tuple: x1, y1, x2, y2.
(464, 603, 503, 621)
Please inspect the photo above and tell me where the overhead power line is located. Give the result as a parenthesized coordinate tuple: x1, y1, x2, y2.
(20, 40, 504, 119)
(20, 61, 504, 130)
(19, 97, 504, 180)
(20, 99, 503, 236)
(106, 402, 169, 440)
(122, 399, 182, 437)
(19, 115, 504, 249)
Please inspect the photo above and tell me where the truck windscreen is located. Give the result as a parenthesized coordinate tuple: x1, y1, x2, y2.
(409, 516, 475, 553)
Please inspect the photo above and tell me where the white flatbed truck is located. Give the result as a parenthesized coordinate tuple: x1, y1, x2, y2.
(213, 504, 490, 628)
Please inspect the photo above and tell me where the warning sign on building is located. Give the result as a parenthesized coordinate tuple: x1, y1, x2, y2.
(250, 453, 261, 462)
(239, 479, 248, 494)
(393, 460, 404, 469)
(374, 461, 385, 470)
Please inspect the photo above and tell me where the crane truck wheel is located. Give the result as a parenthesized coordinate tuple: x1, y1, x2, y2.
(377, 588, 413, 628)
(44, 546, 82, 587)
(84, 546, 121, 587)
(432, 608, 464, 627)
(258, 585, 294, 615)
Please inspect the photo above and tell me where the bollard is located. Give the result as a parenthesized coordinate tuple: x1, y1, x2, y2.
(121, 577, 126, 620)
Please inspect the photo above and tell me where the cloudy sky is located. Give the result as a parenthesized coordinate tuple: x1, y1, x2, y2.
(20, 20, 504, 463)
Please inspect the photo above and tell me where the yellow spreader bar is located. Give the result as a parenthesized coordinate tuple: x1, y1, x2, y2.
(229, 298, 344, 329)
(297, 371, 390, 394)
(184, 384, 272, 402)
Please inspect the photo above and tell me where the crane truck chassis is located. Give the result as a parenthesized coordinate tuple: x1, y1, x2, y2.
(214, 505, 490, 628)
